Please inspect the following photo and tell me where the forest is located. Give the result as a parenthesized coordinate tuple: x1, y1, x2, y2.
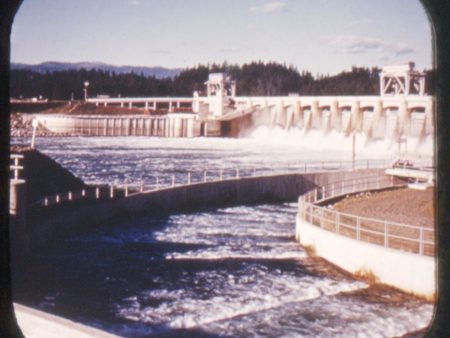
(10, 61, 435, 100)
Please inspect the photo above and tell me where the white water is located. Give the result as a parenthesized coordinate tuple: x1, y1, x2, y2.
(248, 126, 434, 158)
(12, 132, 435, 337)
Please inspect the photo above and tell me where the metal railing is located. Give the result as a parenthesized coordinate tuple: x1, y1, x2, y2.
(33, 160, 392, 208)
(10, 154, 24, 180)
(298, 175, 435, 257)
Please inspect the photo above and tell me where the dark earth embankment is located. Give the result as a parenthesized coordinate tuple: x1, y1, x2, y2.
(331, 187, 434, 228)
(10, 147, 86, 204)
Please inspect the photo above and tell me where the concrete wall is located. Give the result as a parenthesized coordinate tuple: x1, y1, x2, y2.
(23, 169, 384, 254)
(35, 114, 201, 138)
(14, 303, 121, 338)
(296, 212, 435, 298)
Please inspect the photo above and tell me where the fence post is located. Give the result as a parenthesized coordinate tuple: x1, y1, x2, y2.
(82, 189, 86, 197)
(336, 212, 340, 233)
(68, 191, 72, 201)
(56, 194, 60, 203)
(331, 183, 335, 197)
(204, 170, 207, 182)
(140, 180, 144, 192)
(110, 185, 114, 198)
(321, 186, 325, 200)
(44, 197, 48, 206)
(314, 189, 318, 202)
(125, 183, 128, 197)
(188, 172, 191, 184)
(96, 187, 100, 199)
(302, 198, 306, 219)
(220, 169, 223, 180)
(419, 228, 424, 255)
(384, 221, 388, 248)
(356, 216, 361, 240)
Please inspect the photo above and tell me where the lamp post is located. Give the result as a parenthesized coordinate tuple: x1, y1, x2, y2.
(83, 81, 90, 101)
(352, 131, 356, 170)
(31, 119, 38, 149)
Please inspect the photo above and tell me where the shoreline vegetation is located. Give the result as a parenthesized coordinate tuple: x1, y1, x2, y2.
(11, 61, 435, 101)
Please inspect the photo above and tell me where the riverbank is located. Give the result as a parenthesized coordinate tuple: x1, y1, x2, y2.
(331, 187, 434, 228)
(10, 113, 69, 137)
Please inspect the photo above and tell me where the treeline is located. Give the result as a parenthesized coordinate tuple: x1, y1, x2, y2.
(10, 61, 435, 100)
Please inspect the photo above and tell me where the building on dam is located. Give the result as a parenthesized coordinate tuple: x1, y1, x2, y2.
(33, 62, 433, 140)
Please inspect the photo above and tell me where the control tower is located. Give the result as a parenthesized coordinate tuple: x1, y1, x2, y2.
(380, 62, 426, 96)
(204, 73, 236, 117)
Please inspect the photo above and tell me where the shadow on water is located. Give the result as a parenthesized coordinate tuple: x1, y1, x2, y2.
(11, 208, 307, 337)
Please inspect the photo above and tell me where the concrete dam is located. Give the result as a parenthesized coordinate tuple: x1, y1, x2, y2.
(33, 62, 434, 140)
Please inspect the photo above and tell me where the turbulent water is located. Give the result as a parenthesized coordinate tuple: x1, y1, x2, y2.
(12, 132, 434, 337)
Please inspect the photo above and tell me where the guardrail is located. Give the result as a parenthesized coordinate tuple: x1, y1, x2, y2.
(297, 175, 435, 257)
(10, 154, 24, 180)
(32, 160, 391, 208)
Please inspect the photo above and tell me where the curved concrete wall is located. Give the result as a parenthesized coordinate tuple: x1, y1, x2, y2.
(25, 170, 384, 252)
(296, 217, 435, 298)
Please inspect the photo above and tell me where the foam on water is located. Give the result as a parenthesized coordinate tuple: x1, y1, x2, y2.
(154, 205, 306, 260)
(11, 136, 434, 337)
(116, 274, 367, 330)
(248, 126, 434, 157)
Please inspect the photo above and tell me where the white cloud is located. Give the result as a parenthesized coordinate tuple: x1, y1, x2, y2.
(128, 0, 141, 5)
(148, 49, 170, 54)
(326, 35, 415, 56)
(347, 19, 378, 27)
(392, 42, 415, 56)
(219, 46, 240, 53)
(250, 2, 288, 14)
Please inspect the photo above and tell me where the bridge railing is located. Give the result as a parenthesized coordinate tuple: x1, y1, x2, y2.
(31, 159, 392, 208)
(297, 175, 435, 257)
(10, 154, 24, 181)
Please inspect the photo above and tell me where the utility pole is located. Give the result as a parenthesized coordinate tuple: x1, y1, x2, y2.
(352, 131, 356, 170)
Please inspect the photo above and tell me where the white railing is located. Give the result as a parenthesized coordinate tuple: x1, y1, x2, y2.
(10, 154, 24, 181)
(33, 160, 391, 208)
(297, 175, 435, 257)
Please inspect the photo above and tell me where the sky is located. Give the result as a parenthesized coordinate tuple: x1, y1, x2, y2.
(11, 0, 433, 75)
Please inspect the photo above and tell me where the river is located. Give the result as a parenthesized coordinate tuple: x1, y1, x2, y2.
(11, 131, 434, 337)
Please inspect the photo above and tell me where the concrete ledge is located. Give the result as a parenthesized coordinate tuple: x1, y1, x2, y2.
(14, 303, 121, 338)
(296, 217, 435, 298)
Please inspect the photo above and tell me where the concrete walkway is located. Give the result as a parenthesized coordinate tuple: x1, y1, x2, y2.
(14, 303, 121, 338)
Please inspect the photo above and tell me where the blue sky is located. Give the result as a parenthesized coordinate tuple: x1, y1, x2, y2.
(11, 0, 432, 75)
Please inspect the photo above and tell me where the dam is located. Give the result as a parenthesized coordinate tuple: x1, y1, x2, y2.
(32, 62, 433, 140)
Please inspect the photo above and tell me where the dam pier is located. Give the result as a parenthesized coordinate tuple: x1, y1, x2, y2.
(32, 63, 433, 141)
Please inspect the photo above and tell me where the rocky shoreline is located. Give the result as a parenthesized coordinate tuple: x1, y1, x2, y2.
(10, 113, 72, 137)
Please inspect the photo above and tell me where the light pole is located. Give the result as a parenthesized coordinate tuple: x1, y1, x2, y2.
(83, 81, 90, 101)
(352, 131, 356, 170)
(31, 119, 38, 149)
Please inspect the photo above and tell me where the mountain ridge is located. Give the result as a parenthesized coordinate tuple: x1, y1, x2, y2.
(11, 61, 183, 78)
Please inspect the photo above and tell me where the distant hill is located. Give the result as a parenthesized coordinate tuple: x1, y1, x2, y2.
(11, 61, 182, 78)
